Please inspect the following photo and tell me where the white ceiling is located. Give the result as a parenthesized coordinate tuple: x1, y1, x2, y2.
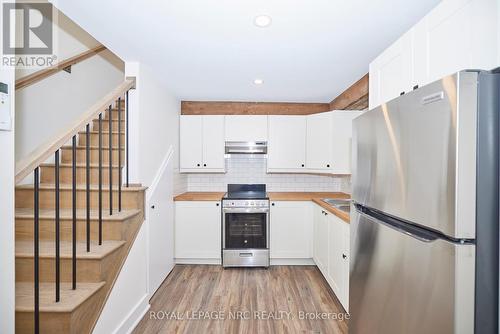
(54, 0, 440, 103)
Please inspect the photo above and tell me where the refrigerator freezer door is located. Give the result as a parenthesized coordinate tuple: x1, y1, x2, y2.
(349, 208, 475, 334)
(352, 71, 477, 239)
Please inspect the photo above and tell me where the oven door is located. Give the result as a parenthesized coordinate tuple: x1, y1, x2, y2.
(223, 208, 269, 249)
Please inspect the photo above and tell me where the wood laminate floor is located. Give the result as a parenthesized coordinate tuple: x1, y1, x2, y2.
(133, 265, 349, 334)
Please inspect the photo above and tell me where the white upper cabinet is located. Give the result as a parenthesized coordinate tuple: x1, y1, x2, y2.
(331, 111, 363, 174)
(306, 112, 333, 172)
(225, 115, 268, 142)
(268, 116, 307, 172)
(180, 115, 225, 173)
(413, 0, 500, 86)
(369, 29, 414, 109)
(370, 0, 500, 109)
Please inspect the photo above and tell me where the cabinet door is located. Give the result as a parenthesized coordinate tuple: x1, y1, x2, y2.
(225, 115, 268, 142)
(175, 201, 221, 259)
(202, 116, 225, 171)
(180, 116, 203, 171)
(413, 0, 500, 87)
(369, 29, 414, 109)
(342, 221, 350, 312)
(268, 116, 307, 172)
(306, 112, 333, 171)
(327, 213, 344, 300)
(331, 111, 363, 174)
(270, 201, 311, 258)
(313, 205, 329, 275)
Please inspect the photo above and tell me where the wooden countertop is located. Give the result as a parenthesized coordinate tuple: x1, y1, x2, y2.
(173, 192, 225, 201)
(174, 191, 351, 223)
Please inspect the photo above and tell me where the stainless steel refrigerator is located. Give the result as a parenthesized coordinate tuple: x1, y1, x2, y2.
(350, 70, 499, 334)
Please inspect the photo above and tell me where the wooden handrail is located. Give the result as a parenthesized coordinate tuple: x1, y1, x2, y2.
(15, 78, 136, 184)
(15, 44, 107, 90)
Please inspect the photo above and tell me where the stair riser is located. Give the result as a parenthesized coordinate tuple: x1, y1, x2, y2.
(61, 147, 124, 165)
(79, 133, 125, 147)
(104, 110, 125, 121)
(16, 218, 124, 241)
(92, 119, 124, 131)
(15, 287, 106, 334)
(16, 188, 145, 210)
(41, 165, 121, 186)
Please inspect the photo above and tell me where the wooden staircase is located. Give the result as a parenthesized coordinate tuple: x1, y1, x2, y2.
(14, 91, 146, 333)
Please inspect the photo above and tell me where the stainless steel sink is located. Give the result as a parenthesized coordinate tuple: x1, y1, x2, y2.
(321, 198, 351, 213)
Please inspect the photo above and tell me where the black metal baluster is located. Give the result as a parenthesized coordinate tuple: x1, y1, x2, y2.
(72, 135, 77, 290)
(126, 90, 129, 187)
(118, 97, 122, 211)
(109, 105, 113, 215)
(86, 124, 90, 252)
(55, 150, 60, 302)
(98, 114, 103, 245)
(34, 167, 40, 334)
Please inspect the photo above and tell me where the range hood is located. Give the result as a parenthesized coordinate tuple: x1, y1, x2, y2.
(225, 141, 267, 154)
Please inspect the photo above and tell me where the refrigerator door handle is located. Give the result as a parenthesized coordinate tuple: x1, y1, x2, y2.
(354, 203, 447, 243)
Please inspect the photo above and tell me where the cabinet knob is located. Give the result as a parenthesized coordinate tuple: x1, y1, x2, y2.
(342, 254, 347, 259)
(326, 164, 330, 168)
(216, 203, 220, 206)
(203, 163, 207, 167)
(301, 164, 305, 167)
(400, 91, 405, 96)
(413, 85, 419, 90)
(271, 203, 275, 206)
(197, 163, 200, 167)
(151, 205, 155, 209)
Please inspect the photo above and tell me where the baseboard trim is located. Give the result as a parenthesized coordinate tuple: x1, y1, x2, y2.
(113, 293, 150, 334)
(174, 258, 315, 266)
(175, 258, 222, 265)
(271, 258, 316, 265)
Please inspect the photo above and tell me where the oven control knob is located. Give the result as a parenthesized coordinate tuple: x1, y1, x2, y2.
(250, 201, 255, 206)
(245, 201, 249, 205)
(244, 240, 248, 244)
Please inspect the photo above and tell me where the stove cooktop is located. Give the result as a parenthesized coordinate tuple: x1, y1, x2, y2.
(222, 184, 268, 200)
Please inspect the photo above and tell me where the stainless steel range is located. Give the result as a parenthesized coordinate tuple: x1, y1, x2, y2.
(222, 184, 270, 268)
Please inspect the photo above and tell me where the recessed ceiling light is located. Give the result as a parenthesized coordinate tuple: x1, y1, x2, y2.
(254, 79, 264, 85)
(254, 15, 272, 28)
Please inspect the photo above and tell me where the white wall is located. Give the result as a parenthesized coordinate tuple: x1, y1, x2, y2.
(94, 62, 181, 334)
(0, 41, 16, 334)
(15, 10, 124, 164)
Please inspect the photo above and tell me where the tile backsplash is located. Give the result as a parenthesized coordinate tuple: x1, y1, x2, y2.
(186, 156, 351, 193)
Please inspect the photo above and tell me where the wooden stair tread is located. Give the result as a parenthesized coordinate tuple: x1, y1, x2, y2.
(61, 145, 124, 150)
(15, 207, 141, 221)
(16, 240, 126, 259)
(40, 163, 122, 168)
(78, 131, 124, 135)
(16, 184, 146, 191)
(16, 281, 105, 313)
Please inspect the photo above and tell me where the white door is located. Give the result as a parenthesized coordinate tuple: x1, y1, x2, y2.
(413, 0, 500, 87)
(270, 201, 311, 258)
(331, 111, 363, 174)
(306, 112, 333, 171)
(180, 116, 203, 171)
(327, 214, 344, 304)
(225, 115, 268, 142)
(369, 29, 414, 109)
(313, 205, 329, 275)
(268, 116, 307, 172)
(202, 116, 225, 171)
(175, 201, 221, 259)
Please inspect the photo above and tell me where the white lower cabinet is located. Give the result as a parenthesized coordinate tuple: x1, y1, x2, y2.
(313, 203, 350, 312)
(270, 201, 312, 259)
(175, 201, 221, 260)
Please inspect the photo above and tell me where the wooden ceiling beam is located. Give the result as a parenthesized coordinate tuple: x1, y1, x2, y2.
(328, 73, 369, 110)
(181, 101, 331, 115)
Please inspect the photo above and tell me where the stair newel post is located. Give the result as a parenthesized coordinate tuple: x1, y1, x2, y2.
(55, 150, 60, 302)
(34, 167, 40, 334)
(109, 105, 113, 216)
(126, 90, 129, 187)
(118, 97, 122, 212)
(99, 113, 103, 245)
(86, 124, 90, 252)
(72, 135, 77, 290)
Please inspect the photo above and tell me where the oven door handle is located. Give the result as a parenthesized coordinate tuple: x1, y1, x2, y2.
(222, 208, 270, 213)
